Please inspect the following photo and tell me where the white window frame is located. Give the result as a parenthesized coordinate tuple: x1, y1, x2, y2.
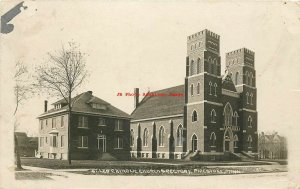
(114, 120, 123, 131)
(210, 132, 216, 147)
(214, 83, 217, 97)
(210, 109, 216, 123)
(159, 126, 165, 147)
(143, 128, 148, 147)
(60, 135, 64, 148)
(209, 81, 213, 95)
(197, 82, 200, 95)
(114, 137, 124, 149)
(78, 136, 88, 148)
(98, 118, 106, 126)
(78, 116, 88, 128)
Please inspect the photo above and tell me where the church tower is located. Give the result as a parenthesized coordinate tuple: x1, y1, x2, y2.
(184, 29, 223, 153)
(226, 48, 258, 153)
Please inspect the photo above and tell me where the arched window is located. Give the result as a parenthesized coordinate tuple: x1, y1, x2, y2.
(247, 135, 253, 148)
(211, 59, 215, 74)
(250, 93, 253, 105)
(223, 103, 233, 126)
(210, 109, 216, 123)
(190, 60, 195, 76)
(213, 59, 218, 75)
(233, 111, 238, 126)
(209, 81, 213, 95)
(208, 57, 212, 73)
(130, 129, 134, 147)
(159, 126, 165, 147)
(192, 134, 198, 152)
(190, 84, 194, 96)
(214, 83, 217, 96)
(246, 92, 249, 104)
(210, 132, 216, 147)
(235, 72, 239, 85)
(245, 71, 249, 85)
(251, 73, 254, 86)
(197, 58, 201, 74)
(217, 62, 220, 75)
(234, 134, 238, 148)
(143, 128, 148, 147)
(197, 82, 200, 95)
(192, 110, 198, 122)
(176, 125, 183, 146)
(248, 116, 253, 127)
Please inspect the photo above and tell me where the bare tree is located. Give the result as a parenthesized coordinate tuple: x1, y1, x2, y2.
(35, 42, 89, 165)
(14, 60, 32, 170)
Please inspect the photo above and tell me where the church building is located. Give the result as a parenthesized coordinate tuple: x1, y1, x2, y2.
(130, 29, 258, 160)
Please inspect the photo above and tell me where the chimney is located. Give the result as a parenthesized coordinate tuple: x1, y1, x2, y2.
(87, 91, 93, 95)
(44, 100, 48, 112)
(134, 88, 139, 109)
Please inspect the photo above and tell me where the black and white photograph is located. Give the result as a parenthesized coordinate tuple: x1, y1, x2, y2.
(0, 1, 299, 188)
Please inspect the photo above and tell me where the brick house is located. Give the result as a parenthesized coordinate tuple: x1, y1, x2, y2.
(130, 29, 258, 160)
(37, 91, 131, 160)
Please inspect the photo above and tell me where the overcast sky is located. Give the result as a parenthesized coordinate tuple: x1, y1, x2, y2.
(1, 1, 300, 137)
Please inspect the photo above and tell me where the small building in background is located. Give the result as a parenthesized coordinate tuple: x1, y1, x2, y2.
(15, 132, 38, 157)
(258, 132, 287, 159)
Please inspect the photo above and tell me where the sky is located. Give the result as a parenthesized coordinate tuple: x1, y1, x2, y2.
(1, 1, 300, 137)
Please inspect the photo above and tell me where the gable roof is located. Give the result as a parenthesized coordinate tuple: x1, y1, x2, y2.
(39, 91, 130, 119)
(222, 73, 237, 92)
(131, 85, 185, 120)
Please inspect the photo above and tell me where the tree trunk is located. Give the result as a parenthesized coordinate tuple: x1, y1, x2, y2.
(68, 94, 72, 165)
(14, 134, 22, 169)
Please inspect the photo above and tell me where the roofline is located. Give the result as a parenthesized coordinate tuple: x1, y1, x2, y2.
(131, 114, 183, 123)
(38, 110, 130, 120)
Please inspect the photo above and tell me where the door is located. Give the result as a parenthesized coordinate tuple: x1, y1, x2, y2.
(97, 135, 106, 152)
(192, 134, 198, 152)
(225, 140, 230, 151)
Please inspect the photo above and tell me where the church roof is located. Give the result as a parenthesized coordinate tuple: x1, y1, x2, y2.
(222, 73, 237, 92)
(131, 85, 185, 120)
(39, 91, 130, 119)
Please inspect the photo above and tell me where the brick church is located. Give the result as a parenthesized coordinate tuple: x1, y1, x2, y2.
(130, 29, 258, 160)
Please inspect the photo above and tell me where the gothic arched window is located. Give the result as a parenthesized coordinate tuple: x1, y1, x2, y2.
(214, 83, 218, 96)
(249, 72, 252, 86)
(211, 109, 216, 123)
(197, 82, 200, 95)
(248, 116, 253, 127)
(143, 128, 148, 147)
(197, 58, 201, 74)
(246, 92, 249, 104)
(233, 111, 238, 126)
(245, 71, 249, 85)
(247, 135, 253, 148)
(250, 93, 253, 105)
(234, 134, 239, 148)
(223, 103, 233, 126)
(190, 84, 194, 96)
(209, 81, 213, 95)
(210, 132, 216, 146)
(192, 110, 198, 122)
(176, 125, 183, 146)
(159, 126, 165, 147)
(235, 72, 239, 85)
(190, 60, 195, 76)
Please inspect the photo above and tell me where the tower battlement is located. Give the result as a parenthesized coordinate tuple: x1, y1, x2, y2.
(226, 48, 255, 56)
(187, 29, 220, 41)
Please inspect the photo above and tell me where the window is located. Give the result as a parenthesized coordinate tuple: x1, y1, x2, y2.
(251, 73, 254, 86)
(234, 135, 239, 148)
(235, 72, 239, 85)
(209, 82, 213, 95)
(130, 129, 134, 147)
(247, 135, 253, 148)
(143, 128, 148, 147)
(233, 111, 238, 126)
(78, 136, 88, 148)
(190, 60, 194, 76)
(249, 72, 252, 86)
(39, 137, 44, 147)
(78, 116, 88, 128)
(115, 120, 123, 131)
(92, 103, 107, 110)
(176, 125, 183, 146)
(224, 103, 233, 126)
(98, 118, 106, 126)
(197, 83, 200, 95)
(245, 71, 249, 85)
(210, 109, 216, 123)
(50, 135, 57, 147)
(208, 58, 212, 73)
(250, 93, 253, 105)
(46, 119, 48, 126)
(210, 132, 216, 147)
(61, 116, 64, 127)
(52, 118, 56, 128)
(192, 110, 198, 122)
(115, 137, 124, 149)
(190, 84, 194, 96)
(159, 126, 165, 147)
(214, 83, 217, 96)
(197, 58, 201, 74)
(246, 92, 249, 104)
(40, 120, 43, 130)
(60, 135, 64, 147)
(248, 116, 253, 128)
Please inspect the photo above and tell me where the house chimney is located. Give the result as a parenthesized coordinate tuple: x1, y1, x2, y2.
(134, 88, 139, 109)
(44, 100, 48, 112)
